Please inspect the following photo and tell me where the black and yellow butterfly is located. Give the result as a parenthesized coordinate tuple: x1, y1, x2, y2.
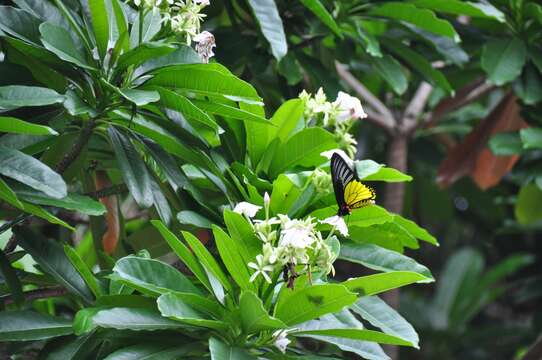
(331, 152, 376, 216)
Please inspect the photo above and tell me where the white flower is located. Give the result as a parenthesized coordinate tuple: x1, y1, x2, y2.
(279, 217, 317, 249)
(333, 91, 367, 122)
(233, 202, 261, 218)
(194, 0, 210, 5)
(320, 215, 349, 236)
(273, 330, 291, 353)
(320, 149, 354, 167)
(193, 30, 215, 63)
(248, 255, 274, 283)
(264, 192, 271, 207)
(262, 243, 278, 264)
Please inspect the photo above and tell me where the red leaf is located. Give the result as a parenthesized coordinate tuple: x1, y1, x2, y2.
(437, 94, 526, 189)
(95, 171, 120, 254)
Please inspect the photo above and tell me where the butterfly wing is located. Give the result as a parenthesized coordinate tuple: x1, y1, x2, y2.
(330, 153, 356, 209)
(344, 180, 376, 209)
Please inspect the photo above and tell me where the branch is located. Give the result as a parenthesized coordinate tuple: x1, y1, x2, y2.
(403, 82, 433, 133)
(423, 79, 496, 128)
(1, 287, 67, 306)
(55, 120, 96, 174)
(86, 184, 128, 199)
(335, 61, 396, 131)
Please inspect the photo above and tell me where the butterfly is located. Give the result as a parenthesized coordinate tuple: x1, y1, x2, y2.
(330, 152, 376, 216)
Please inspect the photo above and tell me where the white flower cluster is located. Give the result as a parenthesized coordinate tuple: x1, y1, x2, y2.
(233, 193, 346, 285)
(299, 88, 367, 158)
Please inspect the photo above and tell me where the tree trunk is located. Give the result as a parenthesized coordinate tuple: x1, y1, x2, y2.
(382, 134, 409, 360)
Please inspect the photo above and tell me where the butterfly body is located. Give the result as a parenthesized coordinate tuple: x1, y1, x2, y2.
(330, 153, 376, 216)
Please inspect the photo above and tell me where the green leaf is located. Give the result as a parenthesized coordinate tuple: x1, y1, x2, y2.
(240, 291, 286, 333)
(157, 292, 227, 330)
(371, 55, 407, 95)
(513, 65, 542, 105)
(39, 22, 95, 70)
(73, 307, 103, 335)
(0, 177, 23, 208)
(294, 327, 413, 347)
(103, 344, 199, 360)
(342, 271, 427, 297)
(274, 284, 357, 325)
(0, 146, 66, 198)
(339, 242, 433, 281)
(270, 174, 302, 216)
(181, 230, 233, 294)
(520, 127, 542, 150)
(489, 132, 523, 155)
(383, 38, 453, 94)
(15, 188, 106, 216)
(355, 159, 384, 179)
(117, 42, 175, 71)
(45, 332, 97, 360)
(269, 128, 336, 177)
(15, 227, 94, 302)
(191, 99, 271, 125)
(0, 6, 42, 44)
(139, 137, 187, 191)
(64, 245, 103, 298)
(223, 209, 261, 264)
(0, 85, 65, 109)
(0, 248, 23, 306)
(481, 38, 526, 86)
(312, 205, 393, 228)
(112, 255, 201, 296)
(212, 225, 253, 291)
(393, 214, 438, 245)
(352, 296, 419, 348)
(118, 88, 160, 106)
(147, 64, 262, 104)
(108, 126, 153, 208)
(369, 2, 459, 41)
(93, 307, 183, 331)
(269, 98, 305, 142)
(89, 0, 110, 59)
(177, 210, 213, 229)
(515, 184, 542, 225)
(209, 337, 255, 360)
(135, 45, 201, 76)
(130, 7, 161, 47)
(0, 117, 58, 135)
(247, 0, 287, 60)
(300, 0, 341, 36)
(0, 311, 72, 341)
(362, 167, 413, 182)
(151, 220, 212, 291)
(409, 0, 505, 22)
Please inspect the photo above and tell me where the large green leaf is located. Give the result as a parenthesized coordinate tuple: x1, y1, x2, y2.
(212, 225, 253, 291)
(409, 0, 505, 22)
(239, 291, 286, 333)
(15, 227, 94, 302)
(157, 292, 227, 330)
(515, 184, 542, 225)
(489, 132, 523, 156)
(393, 214, 438, 245)
(223, 209, 261, 264)
(107, 126, 153, 208)
(0, 6, 42, 43)
(520, 127, 542, 150)
(339, 242, 433, 281)
(0, 311, 72, 341)
(135, 46, 201, 75)
(92, 307, 183, 331)
(89, 0, 110, 59)
(39, 22, 95, 70)
(295, 325, 413, 346)
(103, 344, 199, 360)
(152, 219, 212, 293)
(112, 255, 201, 296)
(481, 38, 526, 86)
(117, 88, 160, 106)
(268, 128, 336, 177)
(270, 174, 302, 215)
(371, 55, 407, 95)
(0, 117, 58, 135)
(117, 42, 175, 71)
(64, 245, 103, 298)
(0, 248, 23, 306)
(209, 337, 255, 360)
(269, 98, 305, 143)
(342, 271, 427, 297)
(369, 2, 459, 41)
(191, 99, 270, 125)
(0, 85, 65, 109)
(247, 0, 287, 60)
(147, 64, 262, 103)
(274, 284, 357, 325)
(351, 296, 419, 348)
(130, 7, 161, 47)
(300, 0, 341, 36)
(14, 187, 106, 216)
(363, 167, 413, 182)
(312, 205, 393, 228)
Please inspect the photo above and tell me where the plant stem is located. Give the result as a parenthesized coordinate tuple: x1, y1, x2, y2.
(1, 287, 67, 306)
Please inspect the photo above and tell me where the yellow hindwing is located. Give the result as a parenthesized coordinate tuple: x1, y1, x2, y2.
(343, 180, 376, 209)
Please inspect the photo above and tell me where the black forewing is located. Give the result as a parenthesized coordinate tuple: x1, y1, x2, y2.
(330, 153, 357, 208)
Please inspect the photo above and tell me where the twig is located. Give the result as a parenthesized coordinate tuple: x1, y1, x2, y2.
(403, 82, 433, 133)
(1, 287, 67, 306)
(0, 214, 27, 237)
(335, 61, 396, 132)
(55, 120, 97, 174)
(4, 234, 18, 253)
(86, 184, 128, 199)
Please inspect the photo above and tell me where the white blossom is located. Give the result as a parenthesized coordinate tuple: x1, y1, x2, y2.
(264, 192, 271, 207)
(333, 91, 368, 122)
(248, 255, 274, 283)
(193, 30, 215, 63)
(320, 215, 349, 236)
(233, 202, 261, 218)
(273, 330, 291, 353)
